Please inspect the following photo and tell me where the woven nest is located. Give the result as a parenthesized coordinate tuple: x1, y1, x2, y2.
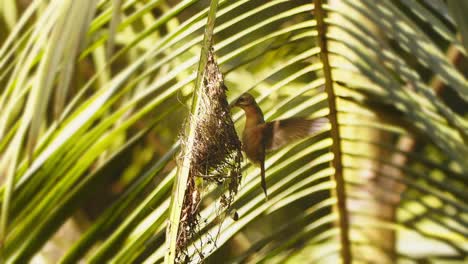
(176, 48, 242, 262)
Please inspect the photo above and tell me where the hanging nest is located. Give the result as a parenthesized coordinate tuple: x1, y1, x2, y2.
(176, 48, 243, 262)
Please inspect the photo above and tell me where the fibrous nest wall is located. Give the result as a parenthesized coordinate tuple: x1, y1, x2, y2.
(176, 48, 242, 262)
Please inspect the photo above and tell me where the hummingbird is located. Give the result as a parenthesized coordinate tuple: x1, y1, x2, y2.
(233, 93, 327, 200)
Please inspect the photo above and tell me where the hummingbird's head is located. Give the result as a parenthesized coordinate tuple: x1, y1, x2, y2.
(233, 93, 255, 108)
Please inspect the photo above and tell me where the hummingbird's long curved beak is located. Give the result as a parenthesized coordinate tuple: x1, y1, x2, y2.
(230, 97, 241, 108)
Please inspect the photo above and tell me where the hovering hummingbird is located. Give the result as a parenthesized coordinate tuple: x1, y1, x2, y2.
(233, 93, 327, 200)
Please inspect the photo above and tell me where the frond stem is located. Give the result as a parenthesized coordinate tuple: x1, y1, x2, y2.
(313, 1, 351, 263)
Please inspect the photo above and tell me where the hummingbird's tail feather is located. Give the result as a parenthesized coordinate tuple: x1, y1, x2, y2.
(260, 162, 268, 201)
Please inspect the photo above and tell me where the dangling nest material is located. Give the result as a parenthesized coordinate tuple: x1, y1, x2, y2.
(176, 48, 243, 262)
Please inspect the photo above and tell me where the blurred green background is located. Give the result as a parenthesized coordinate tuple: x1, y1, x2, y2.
(0, 0, 467, 263)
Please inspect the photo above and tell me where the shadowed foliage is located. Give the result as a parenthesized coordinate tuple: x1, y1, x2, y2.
(0, 0, 466, 263)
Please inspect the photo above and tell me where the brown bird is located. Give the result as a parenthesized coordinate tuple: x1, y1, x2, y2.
(233, 93, 327, 200)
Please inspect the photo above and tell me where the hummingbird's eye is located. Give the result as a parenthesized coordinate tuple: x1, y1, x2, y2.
(236, 93, 253, 105)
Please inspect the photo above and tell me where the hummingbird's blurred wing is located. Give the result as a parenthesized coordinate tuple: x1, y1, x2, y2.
(264, 117, 328, 151)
